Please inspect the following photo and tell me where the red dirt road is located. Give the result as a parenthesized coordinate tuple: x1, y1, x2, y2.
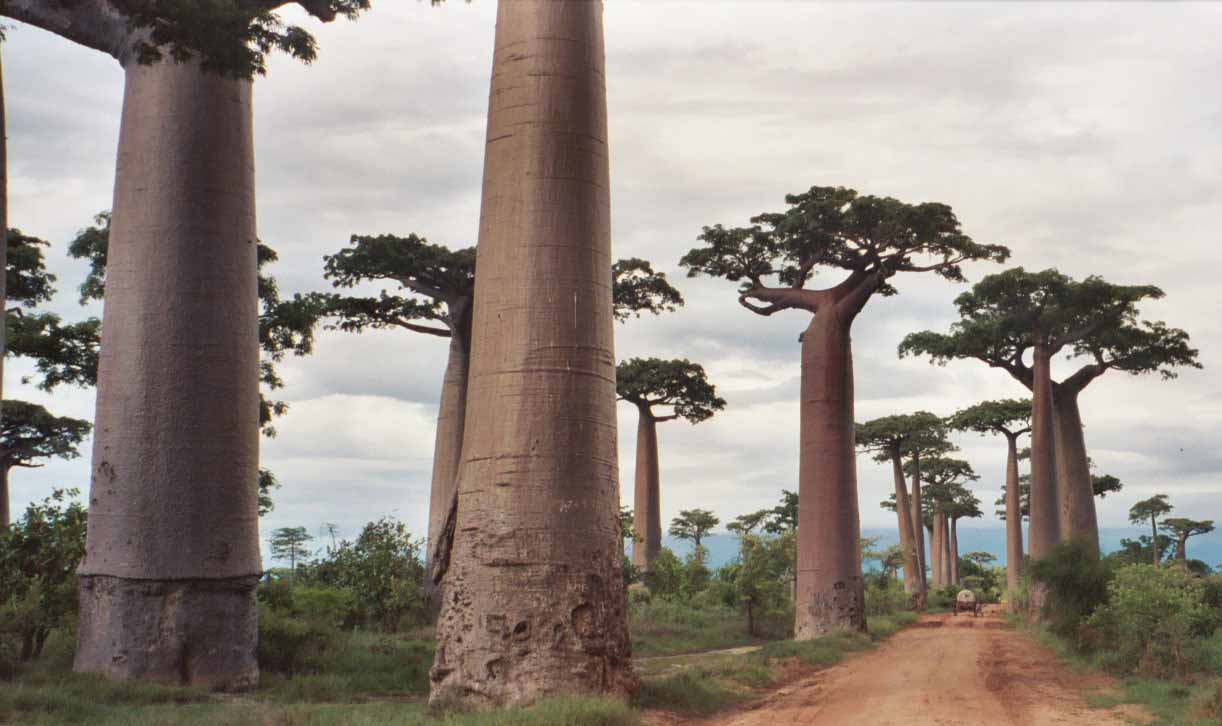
(686, 609, 1147, 726)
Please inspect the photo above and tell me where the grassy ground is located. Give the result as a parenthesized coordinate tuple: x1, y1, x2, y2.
(635, 611, 919, 716)
(1015, 617, 1222, 726)
(1, 608, 917, 725)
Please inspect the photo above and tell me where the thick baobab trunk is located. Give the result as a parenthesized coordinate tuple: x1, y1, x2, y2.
(1004, 434, 1024, 608)
(1052, 386, 1098, 551)
(630, 406, 661, 571)
(425, 330, 470, 613)
(890, 454, 924, 607)
(74, 60, 260, 690)
(909, 456, 927, 588)
(1151, 515, 1160, 567)
(0, 466, 9, 531)
(795, 310, 865, 638)
(1027, 345, 1059, 612)
(429, 2, 634, 707)
(949, 518, 960, 585)
(929, 516, 943, 587)
(1, 48, 7, 449)
(1175, 535, 1187, 563)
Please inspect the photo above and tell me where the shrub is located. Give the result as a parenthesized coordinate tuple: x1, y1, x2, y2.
(1085, 564, 1216, 678)
(927, 585, 961, 610)
(1028, 540, 1114, 641)
(256, 602, 340, 675)
(864, 575, 909, 615)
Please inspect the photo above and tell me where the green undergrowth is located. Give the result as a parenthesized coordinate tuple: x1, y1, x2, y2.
(629, 599, 776, 657)
(1016, 617, 1222, 725)
(635, 611, 918, 716)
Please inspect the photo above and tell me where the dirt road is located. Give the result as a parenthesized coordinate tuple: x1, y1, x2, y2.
(694, 609, 1146, 726)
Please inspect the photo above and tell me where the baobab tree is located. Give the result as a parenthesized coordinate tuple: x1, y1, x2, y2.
(909, 457, 977, 586)
(1160, 518, 1215, 566)
(1129, 495, 1173, 568)
(0, 401, 91, 529)
(318, 235, 680, 604)
(901, 269, 1193, 562)
(682, 186, 1007, 636)
(669, 508, 720, 554)
(617, 358, 724, 571)
(944, 487, 983, 585)
(855, 412, 946, 607)
(947, 399, 1030, 600)
(429, 1, 635, 706)
(1, 0, 377, 688)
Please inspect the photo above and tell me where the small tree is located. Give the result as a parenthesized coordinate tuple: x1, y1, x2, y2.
(670, 509, 720, 552)
(0, 401, 91, 530)
(1160, 518, 1215, 565)
(270, 527, 313, 575)
(1128, 495, 1173, 568)
(619, 358, 724, 570)
(735, 533, 790, 637)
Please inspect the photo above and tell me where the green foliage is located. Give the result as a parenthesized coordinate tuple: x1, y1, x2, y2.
(947, 398, 1030, 437)
(864, 572, 909, 615)
(256, 601, 340, 676)
(629, 598, 758, 657)
(65, 212, 109, 304)
(1091, 473, 1123, 498)
(302, 518, 427, 632)
(1130, 494, 1173, 527)
(856, 411, 950, 463)
(5, 314, 101, 392)
(611, 258, 684, 320)
(5, 229, 57, 305)
(269, 527, 314, 572)
(0, 490, 87, 668)
(734, 533, 791, 636)
(1085, 564, 1217, 678)
(616, 358, 725, 423)
(0, 401, 92, 471)
(764, 490, 798, 534)
(680, 186, 1009, 307)
(926, 585, 963, 611)
(1029, 540, 1116, 641)
(668, 509, 720, 549)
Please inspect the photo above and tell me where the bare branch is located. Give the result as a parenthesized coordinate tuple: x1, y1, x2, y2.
(2, 0, 133, 59)
(392, 320, 452, 338)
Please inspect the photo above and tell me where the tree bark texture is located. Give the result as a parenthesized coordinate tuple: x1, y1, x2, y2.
(429, 1, 635, 708)
(0, 466, 9, 532)
(1, 48, 8, 487)
(949, 518, 960, 585)
(795, 311, 865, 638)
(1151, 515, 1160, 567)
(424, 331, 470, 613)
(890, 454, 924, 607)
(1004, 434, 1024, 607)
(1027, 345, 1059, 613)
(1052, 385, 1099, 551)
(74, 59, 260, 690)
(909, 457, 927, 589)
(926, 525, 938, 586)
(630, 406, 661, 571)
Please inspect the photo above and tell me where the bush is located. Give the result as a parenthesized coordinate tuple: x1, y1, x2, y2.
(927, 585, 962, 610)
(1085, 564, 1216, 678)
(1028, 540, 1114, 641)
(256, 602, 340, 675)
(864, 575, 909, 616)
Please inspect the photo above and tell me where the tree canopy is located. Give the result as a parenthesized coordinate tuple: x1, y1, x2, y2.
(1129, 495, 1173, 527)
(855, 411, 950, 462)
(669, 509, 719, 549)
(616, 358, 725, 423)
(900, 268, 1198, 391)
(0, 401, 91, 471)
(946, 399, 1031, 438)
(680, 186, 1009, 319)
(1, 0, 393, 78)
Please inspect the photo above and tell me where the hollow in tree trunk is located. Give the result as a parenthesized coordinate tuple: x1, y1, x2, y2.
(890, 453, 925, 608)
(428, 1, 635, 707)
(1052, 384, 1098, 551)
(425, 326, 470, 614)
(630, 406, 661, 571)
(74, 59, 260, 690)
(1004, 434, 1024, 608)
(795, 310, 865, 638)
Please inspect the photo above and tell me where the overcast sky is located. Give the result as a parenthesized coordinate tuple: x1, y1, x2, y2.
(6, 2, 1220, 556)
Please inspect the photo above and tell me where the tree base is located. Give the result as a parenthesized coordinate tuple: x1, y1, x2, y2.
(795, 578, 867, 640)
(74, 574, 259, 691)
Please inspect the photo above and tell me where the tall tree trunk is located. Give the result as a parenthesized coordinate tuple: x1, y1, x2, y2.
(890, 453, 925, 608)
(909, 455, 927, 588)
(926, 525, 937, 586)
(1003, 433, 1024, 608)
(1051, 384, 1098, 551)
(424, 328, 470, 614)
(73, 59, 260, 690)
(1027, 343, 1060, 612)
(1151, 515, 1160, 567)
(0, 47, 8, 523)
(1175, 535, 1187, 563)
(0, 466, 9, 532)
(939, 514, 953, 585)
(930, 514, 944, 587)
(631, 405, 661, 571)
(429, 1, 634, 707)
(949, 518, 960, 585)
(795, 310, 865, 638)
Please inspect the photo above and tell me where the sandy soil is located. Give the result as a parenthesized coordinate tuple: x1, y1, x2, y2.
(664, 607, 1148, 726)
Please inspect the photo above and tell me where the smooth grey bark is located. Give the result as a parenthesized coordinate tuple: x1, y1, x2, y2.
(630, 405, 661, 571)
(909, 455, 927, 588)
(74, 59, 260, 690)
(0, 467, 8, 531)
(424, 328, 470, 613)
(890, 453, 924, 607)
(949, 517, 960, 585)
(1052, 384, 1099, 550)
(1003, 433, 1024, 606)
(429, 1, 634, 707)
(930, 511, 945, 586)
(1027, 344, 1059, 613)
(0, 46, 7, 530)
(795, 307, 865, 638)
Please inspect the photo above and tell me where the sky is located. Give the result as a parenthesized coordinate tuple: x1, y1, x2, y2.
(5, 2, 1221, 561)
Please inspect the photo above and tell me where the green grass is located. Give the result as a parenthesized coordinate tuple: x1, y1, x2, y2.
(629, 600, 775, 656)
(635, 611, 920, 715)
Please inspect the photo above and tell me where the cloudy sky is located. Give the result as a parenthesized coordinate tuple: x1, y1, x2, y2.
(6, 2, 1220, 557)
